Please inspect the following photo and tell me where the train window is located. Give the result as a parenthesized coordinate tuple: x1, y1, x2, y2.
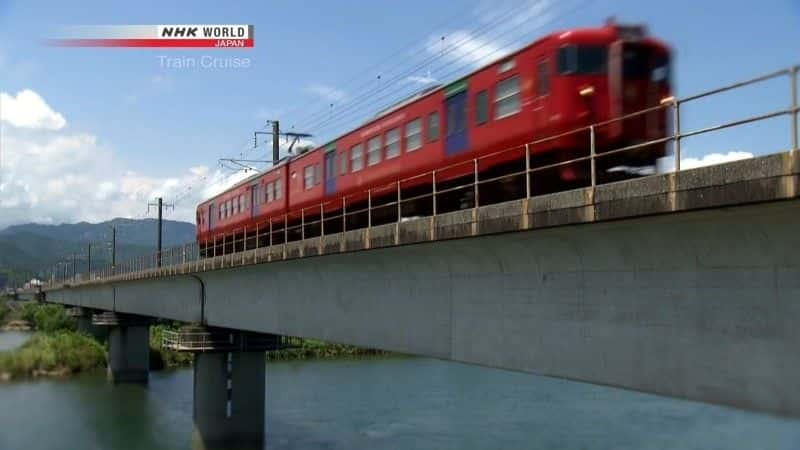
(495, 76, 520, 119)
(652, 54, 670, 84)
(367, 136, 381, 166)
(232, 198, 238, 215)
(304, 165, 315, 190)
(536, 60, 549, 97)
(314, 163, 322, 185)
(427, 112, 439, 142)
(558, 45, 607, 75)
(275, 180, 282, 199)
(498, 59, 515, 74)
(351, 144, 364, 172)
(623, 44, 650, 79)
(405, 118, 422, 151)
(475, 90, 488, 125)
(385, 128, 400, 159)
(339, 152, 348, 175)
(239, 194, 245, 211)
(266, 183, 273, 202)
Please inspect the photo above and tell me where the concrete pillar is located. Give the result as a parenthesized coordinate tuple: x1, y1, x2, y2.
(76, 314, 108, 340)
(192, 351, 266, 450)
(107, 325, 150, 384)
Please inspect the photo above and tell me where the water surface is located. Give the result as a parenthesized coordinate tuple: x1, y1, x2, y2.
(0, 331, 32, 351)
(0, 357, 798, 449)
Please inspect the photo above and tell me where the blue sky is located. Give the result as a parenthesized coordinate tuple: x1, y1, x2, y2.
(0, 0, 798, 226)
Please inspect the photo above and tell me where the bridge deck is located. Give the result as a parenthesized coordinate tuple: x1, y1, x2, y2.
(45, 151, 800, 417)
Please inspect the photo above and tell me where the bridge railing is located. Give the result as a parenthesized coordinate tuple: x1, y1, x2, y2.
(46, 63, 799, 288)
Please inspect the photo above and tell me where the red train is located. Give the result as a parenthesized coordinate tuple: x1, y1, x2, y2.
(196, 20, 671, 253)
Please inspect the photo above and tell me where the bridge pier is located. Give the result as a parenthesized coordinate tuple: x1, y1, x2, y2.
(92, 312, 151, 384)
(66, 307, 107, 340)
(162, 327, 286, 450)
(193, 351, 266, 450)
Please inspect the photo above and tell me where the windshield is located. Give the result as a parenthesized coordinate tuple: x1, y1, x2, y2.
(652, 54, 670, 84)
(622, 44, 651, 78)
(558, 45, 607, 75)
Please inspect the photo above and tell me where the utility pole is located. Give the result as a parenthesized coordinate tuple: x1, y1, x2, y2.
(148, 197, 174, 267)
(221, 121, 311, 171)
(271, 120, 280, 165)
(72, 254, 77, 281)
(87, 243, 92, 279)
(110, 225, 116, 274)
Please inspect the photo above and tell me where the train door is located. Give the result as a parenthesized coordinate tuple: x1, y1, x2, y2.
(250, 184, 259, 218)
(532, 55, 551, 136)
(609, 41, 657, 139)
(324, 145, 336, 196)
(445, 86, 469, 156)
(208, 202, 216, 229)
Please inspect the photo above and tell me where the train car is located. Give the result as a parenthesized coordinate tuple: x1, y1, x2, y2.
(197, 20, 672, 252)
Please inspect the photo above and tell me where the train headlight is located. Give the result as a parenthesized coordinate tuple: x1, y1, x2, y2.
(579, 86, 595, 97)
(659, 96, 675, 105)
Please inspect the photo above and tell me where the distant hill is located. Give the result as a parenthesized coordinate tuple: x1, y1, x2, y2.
(0, 218, 196, 286)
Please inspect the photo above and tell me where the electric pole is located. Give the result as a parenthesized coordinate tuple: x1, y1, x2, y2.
(271, 119, 280, 164)
(87, 243, 92, 279)
(221, 121, 311, 171)
(110, 225, 116, 274)
(148, 197, 174, 267)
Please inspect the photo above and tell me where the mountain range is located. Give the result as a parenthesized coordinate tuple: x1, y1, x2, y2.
(0, 218, 196, 287)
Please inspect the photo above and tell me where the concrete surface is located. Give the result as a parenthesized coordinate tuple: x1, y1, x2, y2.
(44, 151, 800, 416)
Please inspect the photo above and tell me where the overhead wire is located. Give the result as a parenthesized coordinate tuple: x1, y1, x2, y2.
(303, 0, 593, 140)
(288, 0, 540, 133)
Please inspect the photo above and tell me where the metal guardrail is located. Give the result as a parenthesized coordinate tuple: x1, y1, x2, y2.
(162, 330, 287, 352)
(46, 63, 799, 288)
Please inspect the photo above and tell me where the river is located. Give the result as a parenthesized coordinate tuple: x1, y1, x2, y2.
(0, 354, 798, 450)
(0, 331, 32, 351)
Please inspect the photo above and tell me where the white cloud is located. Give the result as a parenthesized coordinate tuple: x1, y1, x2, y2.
(678, 151, 754, 170)
(0, 89, 66, 130)
(653, 151, 754, 173)
(0, 89, 248, 230)
(303, 83, 348, 102)
(405, 72, 438, 85)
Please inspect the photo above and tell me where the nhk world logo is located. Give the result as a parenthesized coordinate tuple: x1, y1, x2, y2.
(49, 25, 254, 48)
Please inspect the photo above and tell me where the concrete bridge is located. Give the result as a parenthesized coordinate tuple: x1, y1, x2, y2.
(42, 150, 800, 448)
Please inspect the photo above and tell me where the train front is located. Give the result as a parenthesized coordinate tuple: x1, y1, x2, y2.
(603, 23, 672, 171)
(559, 21, 672, 177)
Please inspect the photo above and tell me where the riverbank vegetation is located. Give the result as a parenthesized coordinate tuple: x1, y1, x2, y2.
(0, 302, 393, 380)
(267, 337, 391, 361)
(0, 302, 104, 380)
(0, 332, 105, 380)
(0, 297, 8, 323)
